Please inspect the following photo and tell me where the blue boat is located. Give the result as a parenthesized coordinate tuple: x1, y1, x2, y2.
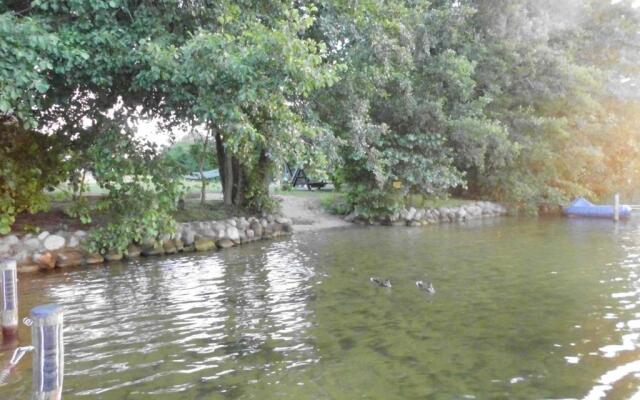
(564, 197, 632, 219)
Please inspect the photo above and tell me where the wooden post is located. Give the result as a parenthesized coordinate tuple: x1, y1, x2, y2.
(0, 258, 18, 343)
(31, 304, 64, 400)
(614, 193, 620, 222)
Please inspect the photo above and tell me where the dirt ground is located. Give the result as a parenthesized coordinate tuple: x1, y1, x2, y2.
(207, 192, 351, 232)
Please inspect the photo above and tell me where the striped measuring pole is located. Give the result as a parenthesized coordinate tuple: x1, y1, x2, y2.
(30, 304, 64, 400)
(0, 258, 18, 343)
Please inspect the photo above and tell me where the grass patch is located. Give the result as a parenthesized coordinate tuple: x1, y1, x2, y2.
(272, 187, 335, 200)
(406, 194, 475, 209)
(172, 199, 234, 222)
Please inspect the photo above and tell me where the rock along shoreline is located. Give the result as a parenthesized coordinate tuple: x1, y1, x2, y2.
(345, 201, 508, 226)
(0, 215, 293, 274)
(0, 201, 507, 274)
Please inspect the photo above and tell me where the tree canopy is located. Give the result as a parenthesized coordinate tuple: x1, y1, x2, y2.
(1, 0, 640, 242)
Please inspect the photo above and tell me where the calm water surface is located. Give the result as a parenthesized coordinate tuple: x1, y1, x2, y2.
(3, 218, 640, 399)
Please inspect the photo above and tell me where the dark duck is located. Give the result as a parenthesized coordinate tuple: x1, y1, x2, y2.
(370, 277, 392, 288)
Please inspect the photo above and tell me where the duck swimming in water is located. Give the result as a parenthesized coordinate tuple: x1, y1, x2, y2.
(370, 277, 392, 288)
(416, 280, 435, 295)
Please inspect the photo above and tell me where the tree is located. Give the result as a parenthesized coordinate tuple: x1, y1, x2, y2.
(142, 4, 341, 210)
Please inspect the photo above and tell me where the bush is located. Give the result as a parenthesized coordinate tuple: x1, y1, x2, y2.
(0, 122, 66, 234)
(80, 130, 184, 253)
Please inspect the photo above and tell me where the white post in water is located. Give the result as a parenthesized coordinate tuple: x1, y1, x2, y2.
(31, 304, 63, 400)
(614, 193, 620, 222)
(0, 258, 18, 343)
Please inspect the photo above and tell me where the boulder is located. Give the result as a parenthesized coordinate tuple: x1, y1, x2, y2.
(406, 207, 417, 221)
(4, 235, 19, 246)
(85, 253, 104, 265)
(466, 205, 482, 218)
(226, 218, 237, 227)
(414, 209, 425, 221)
(270, 222, 283, 234)
(124, 244, 141, 259)
(245, 229, 255, 239)
(67, 236, 80, 248)
(275, 216, 291, 225)
(74, 230, 88, 238)
(262, 224, 274, 238)
(250, 221, 263, 237)
(37, 231, 50, 241)
(56, 250, 85, 268)
(226, 226, 240, 241)
(163, 239, 177, 254)
(195, 238, 216, 252)
(237, 217, 250, 229)
(181, 229, 196, 246)
(282, 222, 294, 233)
(216, 238, 234, 249)
(141, 242, 164, 256)
(182, 244, 196, 253)
(43, 235, 66, 251)
(199, 228, 217, 239)
(105, 251, 123, 262)
(33, 251, 56, 270)
(24, 238, 42, 251)
(399, 208, 409, 220)
(456, 208, 468, 222)
(174, 239, 184, 252)
(0, 242, 10, 255)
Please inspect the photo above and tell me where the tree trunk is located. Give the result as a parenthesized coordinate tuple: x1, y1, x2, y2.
(232, 156, 244, 207)
(199, 133, 210, 205)
(215, 133, 234, 206)
(224, 155, 233, 206)
(259, 150, 270, 195)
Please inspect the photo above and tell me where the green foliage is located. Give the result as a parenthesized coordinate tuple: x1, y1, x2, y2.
(312, 0, 640, 214)
(321, 194, 350, 216)
(164, 140, 217, 174)
(2, 0, 640, 231)
(64, 197, 92, 225)
(83, 130, 183, 253)
(0, 122, 65, 234)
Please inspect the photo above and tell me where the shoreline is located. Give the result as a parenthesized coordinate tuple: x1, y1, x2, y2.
(0, 194, 507, 274)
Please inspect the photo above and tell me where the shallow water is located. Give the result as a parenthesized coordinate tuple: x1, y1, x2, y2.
(3, 217, 640, 399)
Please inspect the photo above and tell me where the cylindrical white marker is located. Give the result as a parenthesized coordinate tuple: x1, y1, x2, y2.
(31, 304, 64, 400)
(0, 258, 18, 342)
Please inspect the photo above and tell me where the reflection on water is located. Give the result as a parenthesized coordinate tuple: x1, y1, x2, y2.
(4, 218, 640, 398)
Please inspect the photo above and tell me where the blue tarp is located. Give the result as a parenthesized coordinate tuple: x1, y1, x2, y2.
(564, 197, 632, 219)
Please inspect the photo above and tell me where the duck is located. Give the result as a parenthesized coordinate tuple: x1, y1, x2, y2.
(416, 280, 435, 295)
(370, 277, 392, 288)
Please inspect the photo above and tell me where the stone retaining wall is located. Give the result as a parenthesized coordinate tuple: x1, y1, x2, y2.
(0, 215, 293, 274)
(345, 201, 508, 226)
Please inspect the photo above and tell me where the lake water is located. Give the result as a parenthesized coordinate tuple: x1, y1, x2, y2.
(3, 217, 640, 399)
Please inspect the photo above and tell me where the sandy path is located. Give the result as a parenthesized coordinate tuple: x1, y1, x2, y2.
(205, 192, 351, 232)
(274, 194, 352, 232)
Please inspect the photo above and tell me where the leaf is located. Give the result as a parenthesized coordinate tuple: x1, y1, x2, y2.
(34, 80, 49, 94)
